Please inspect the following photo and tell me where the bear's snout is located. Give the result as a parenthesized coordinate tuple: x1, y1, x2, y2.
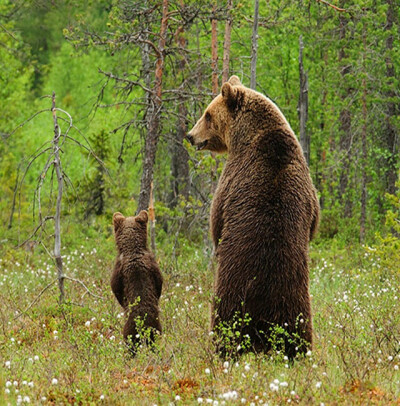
(185, 133, 194, 145)
(185, 133, 208, 150)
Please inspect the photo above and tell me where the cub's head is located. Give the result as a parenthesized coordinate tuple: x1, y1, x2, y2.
(186, 75, 244, 153)
(113, 210, 148, 254)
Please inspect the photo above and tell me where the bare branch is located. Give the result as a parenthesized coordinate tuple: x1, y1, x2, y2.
(99, 69, 153, 94)
(14, 279, 57, 320)
(0, 22, 18, 41)
(16, 216, 54, 248)
(8, 109, 51, 138)
(63, 276, 104, 300)
(315, 0, 348, 12)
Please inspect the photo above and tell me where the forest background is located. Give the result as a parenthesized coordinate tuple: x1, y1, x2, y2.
(1, 0, 400, 405)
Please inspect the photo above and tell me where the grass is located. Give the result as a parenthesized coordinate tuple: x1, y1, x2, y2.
(1, 232, 400, 405)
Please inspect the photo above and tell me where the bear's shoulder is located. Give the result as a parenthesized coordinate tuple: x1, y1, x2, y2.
(253, 127, 304, 169)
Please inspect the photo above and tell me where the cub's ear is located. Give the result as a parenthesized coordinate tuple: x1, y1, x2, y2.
(221, 82, 238, 110)
(136, 210, 149, 224)
(228, 75, 242, 86)
(113, 212, 125, 232)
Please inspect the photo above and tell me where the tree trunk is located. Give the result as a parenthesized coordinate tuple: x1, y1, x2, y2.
(338, 4, 352, 218)
(221, 0, 233, 83)
(137, 0, 169, 213)
(8, 164, 20, 229)
(250, 0, 259, 90)
(211, 3, 219, 96)
(383, 0, 398, 196)
(317, 49, 328, 210)
(360, 28, 367, 243)
(171, 102, 190, 200)
(52, 92, 65, 304)
(149, 182, 156, 254)
(298, 35, 310, 166)
(170, 9, 190, 207)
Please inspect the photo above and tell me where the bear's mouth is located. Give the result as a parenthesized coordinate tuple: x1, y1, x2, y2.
(196, 140, 208, 151)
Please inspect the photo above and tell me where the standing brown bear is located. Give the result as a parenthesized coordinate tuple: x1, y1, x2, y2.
(187, 76, 319, 359)
(111, 210, 163, 355)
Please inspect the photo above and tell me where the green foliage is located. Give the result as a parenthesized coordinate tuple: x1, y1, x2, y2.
(78, 130, 111, 219)
(366, 186, 400, 275)
(213, 311, 253, 357)
(1, 1, 400, 401)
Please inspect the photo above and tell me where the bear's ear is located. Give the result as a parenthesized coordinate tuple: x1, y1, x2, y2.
(113, 212, 125, 232)
(136, 210, 149, 225)
(221, 82, 238, 110)
(228, 75, 242, 86)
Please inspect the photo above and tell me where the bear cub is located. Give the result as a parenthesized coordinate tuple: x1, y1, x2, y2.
(111, 210, 163, 354)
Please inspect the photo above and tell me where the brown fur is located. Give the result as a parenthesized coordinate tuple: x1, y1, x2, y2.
(187, 76, 320, 358)
(111, 210, 163, 354)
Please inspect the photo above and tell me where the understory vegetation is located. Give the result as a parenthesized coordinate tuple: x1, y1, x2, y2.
(1, 235, 400, 404)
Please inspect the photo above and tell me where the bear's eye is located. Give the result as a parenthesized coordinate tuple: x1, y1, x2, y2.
(205, 112, 211, 123)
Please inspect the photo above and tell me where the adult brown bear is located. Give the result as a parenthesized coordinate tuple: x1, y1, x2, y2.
(187, 76, 319, 359)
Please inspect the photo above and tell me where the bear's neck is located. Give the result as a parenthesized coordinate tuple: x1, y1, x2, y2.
(227, 101, 295, 156)
(118, 238, 148, 255)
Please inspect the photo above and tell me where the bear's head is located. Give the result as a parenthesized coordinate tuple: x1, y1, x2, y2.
(113, 210, 149, 255)
(186, 75, 293, 155)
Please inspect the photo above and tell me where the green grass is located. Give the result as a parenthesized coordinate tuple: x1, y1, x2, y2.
(1, 236, 399, 405)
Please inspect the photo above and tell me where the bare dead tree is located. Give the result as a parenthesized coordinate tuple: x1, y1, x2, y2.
(250, 0, 259, 90)
(51, 92, 65, 303)
(11, 93, 106, 310)
(298, 35, 310, 166)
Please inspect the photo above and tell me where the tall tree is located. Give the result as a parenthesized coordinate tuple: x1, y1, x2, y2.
(211, 2, 219, 96)
(337, 4, 353, 218)
(221, 0, 233, 83)
(137, 0, 169, 213)
(360, 24, 368, 242)
(250, 0, 259, 90)
(298, 35, 309, 166)
(169, 1, 190, 207)
(382, 0, 399, 196)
